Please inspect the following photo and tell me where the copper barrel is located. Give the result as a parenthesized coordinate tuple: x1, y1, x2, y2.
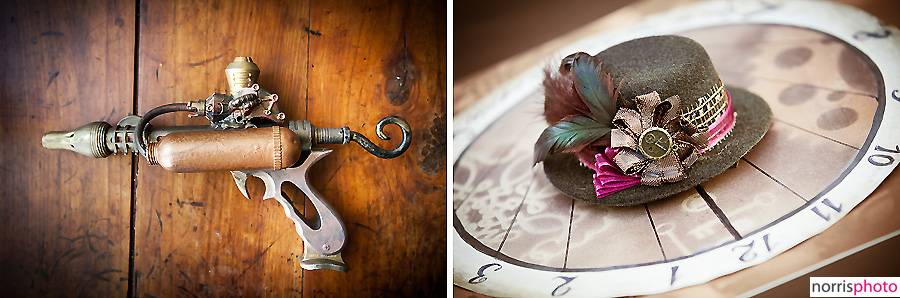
(148, 126, 302, 173)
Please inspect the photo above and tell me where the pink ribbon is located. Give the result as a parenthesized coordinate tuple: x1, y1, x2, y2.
(700, 90, 735, 153)
(584, 90, 736, 198)
(578, 147, 641, 198)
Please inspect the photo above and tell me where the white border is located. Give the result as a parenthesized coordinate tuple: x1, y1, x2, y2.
(453, 1, 900, 296)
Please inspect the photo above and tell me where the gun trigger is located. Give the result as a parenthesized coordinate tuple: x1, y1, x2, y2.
(230, 171, 252, 200)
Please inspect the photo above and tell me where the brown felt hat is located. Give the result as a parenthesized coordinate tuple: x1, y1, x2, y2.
(542, 35, 772, 206)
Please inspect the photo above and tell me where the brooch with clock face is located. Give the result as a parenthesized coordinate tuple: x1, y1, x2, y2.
(453, 1, 900, 297)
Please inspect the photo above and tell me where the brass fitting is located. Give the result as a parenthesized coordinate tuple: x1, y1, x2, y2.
(225, 57, 260, 97)
(41, 115, 214, 158)
(41, 122, 112, 158)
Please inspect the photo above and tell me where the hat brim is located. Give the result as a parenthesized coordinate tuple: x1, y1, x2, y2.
(543, 86, 773, 206)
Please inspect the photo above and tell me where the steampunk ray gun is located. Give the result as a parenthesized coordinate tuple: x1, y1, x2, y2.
(40, 57, 411, 272)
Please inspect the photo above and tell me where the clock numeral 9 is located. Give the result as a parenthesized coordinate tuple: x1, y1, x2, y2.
(732, 234, 774, 262)
(468, 263, 501, 284)
(551, 276, 576, 296)
(867, 145, 900, 166)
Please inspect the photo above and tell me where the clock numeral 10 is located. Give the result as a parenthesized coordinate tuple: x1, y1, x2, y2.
(868, 145, 900, 166)
(468, 263, 501, 284)
(551, 276, 576, 296)
(732, 234, 774, 262)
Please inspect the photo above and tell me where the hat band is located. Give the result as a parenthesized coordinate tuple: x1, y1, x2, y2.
(700, 89, 735, 153)
(682, 82, 727, 130)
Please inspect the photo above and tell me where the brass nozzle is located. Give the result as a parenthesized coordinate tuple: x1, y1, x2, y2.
(41, 122, 112, 158)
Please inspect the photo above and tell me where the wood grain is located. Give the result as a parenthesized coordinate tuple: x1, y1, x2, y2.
(0, 0, 135, 296)
(304, 0, 447, 296)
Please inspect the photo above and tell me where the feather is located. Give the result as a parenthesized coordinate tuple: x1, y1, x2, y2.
(542, 68, 588, 124)
(559, 52, 588, 74)
(533, 115, 611, 164)
(536, 53, 623, 164)
(572, 56, 617, 124)
(611, 77, 625, 109)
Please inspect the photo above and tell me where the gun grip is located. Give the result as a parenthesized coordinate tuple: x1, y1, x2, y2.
(231, 149, 347, 259)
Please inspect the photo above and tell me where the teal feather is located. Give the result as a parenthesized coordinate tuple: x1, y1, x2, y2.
(534, 53, 621, 164)
(533, 115, 611, 164)
(573, 57, 616, 124)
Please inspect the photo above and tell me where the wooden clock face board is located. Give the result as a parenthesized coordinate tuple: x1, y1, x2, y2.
(452, 2, 900, 297)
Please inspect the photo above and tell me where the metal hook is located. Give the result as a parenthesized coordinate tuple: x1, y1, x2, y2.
(349, 116, 411, 159)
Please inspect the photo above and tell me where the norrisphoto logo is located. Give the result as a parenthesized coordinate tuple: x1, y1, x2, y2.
(811, 277, 900, 297)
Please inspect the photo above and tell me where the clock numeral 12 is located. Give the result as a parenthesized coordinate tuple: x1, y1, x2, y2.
(868, 145, 900, 166)
(551, 276, 576, 296)
(732, 234, 774, 262)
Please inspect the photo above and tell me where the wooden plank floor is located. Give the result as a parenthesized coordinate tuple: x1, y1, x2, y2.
(0, 0, 446, 296)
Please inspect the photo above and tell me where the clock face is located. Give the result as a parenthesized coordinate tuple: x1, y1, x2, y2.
(452, 2, 900, 297)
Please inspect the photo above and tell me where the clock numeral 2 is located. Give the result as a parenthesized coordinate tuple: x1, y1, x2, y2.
(551, 276, 576, 296)
(732, 234, 774, 262)
(468, 263, 501, 284)
(810, 198, 843, 221)
(868, 145, 900, 166)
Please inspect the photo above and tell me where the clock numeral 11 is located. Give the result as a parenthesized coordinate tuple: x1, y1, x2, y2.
(810, 198, 843, 221)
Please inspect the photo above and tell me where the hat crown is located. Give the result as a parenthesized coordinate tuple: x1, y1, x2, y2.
(597, 35, 720, 112)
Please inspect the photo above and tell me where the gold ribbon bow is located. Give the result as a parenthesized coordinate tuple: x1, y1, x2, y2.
(610, 91, 708, 186)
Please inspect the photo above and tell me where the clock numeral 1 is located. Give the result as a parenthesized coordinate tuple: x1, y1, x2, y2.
(763, 234, 775, 252)
(670, 266, 679, 286)
(732, 234, 774, 262)
(810, 198, 843, 221)
(468, 263, 501, 284)
(868, 145, 900, 166)
(551, 276, 576, 296)
(875, 145, 900, 154)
